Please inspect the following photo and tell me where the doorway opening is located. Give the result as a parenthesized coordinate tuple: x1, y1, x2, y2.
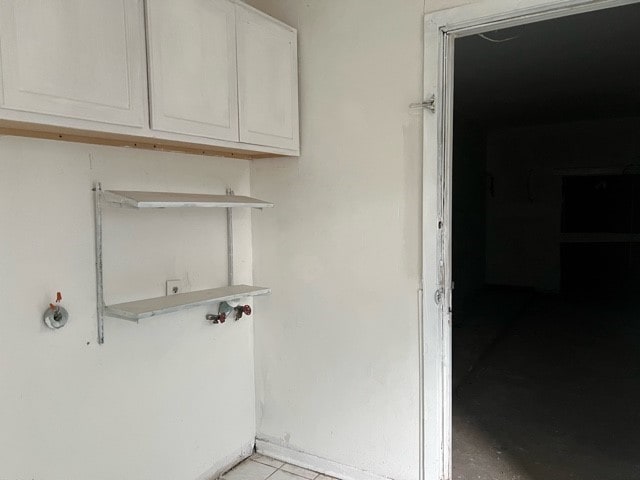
(451, 3, 640, 479)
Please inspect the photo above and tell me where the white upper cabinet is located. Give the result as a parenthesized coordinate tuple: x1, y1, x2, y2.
(0, 0, 147, 128)
(0, 0, 299, 157)
(236, 5, 299, 151)
(146, 0, 239, 141)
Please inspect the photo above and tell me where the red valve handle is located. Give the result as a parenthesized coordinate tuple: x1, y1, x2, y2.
(242, 305, 251, 315)
(219, 312, 226, 323)
(50, 292, 63, 310)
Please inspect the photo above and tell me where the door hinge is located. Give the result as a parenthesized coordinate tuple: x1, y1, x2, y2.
(410, 95, 435, 112)
(434, 287, 444, 305)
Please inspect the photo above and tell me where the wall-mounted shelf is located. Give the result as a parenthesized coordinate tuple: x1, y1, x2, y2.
(93, 183, 272, 344)
(560, 232, 640, 243)
(105, 285, 271, 321)
(554, 167, 640, 176)
(102, 190, 274, 209)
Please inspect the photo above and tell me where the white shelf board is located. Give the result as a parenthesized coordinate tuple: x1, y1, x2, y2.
(554, 167, 640, 176)
(560, 232, 640, 243)
(102, 190, 274, 209)
(104, 284, 271, 321)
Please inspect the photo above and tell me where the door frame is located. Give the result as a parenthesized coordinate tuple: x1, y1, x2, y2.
(420, 1, 640, 479)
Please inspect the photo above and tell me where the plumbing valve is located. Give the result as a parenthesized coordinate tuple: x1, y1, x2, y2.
(43, 291, 69, 330)
(206, 312, 226, 324)
(218, 302, 252, 321)
(234, 304, 252, 320)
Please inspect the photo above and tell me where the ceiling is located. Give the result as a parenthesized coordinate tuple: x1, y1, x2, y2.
(454, 2, 640, 125)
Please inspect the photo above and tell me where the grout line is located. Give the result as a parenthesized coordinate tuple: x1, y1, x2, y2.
(277, 464, 320, 480)
(252, 456, 321, 480)
(251, 457, 284, 469)
(264, 469, 280, 480)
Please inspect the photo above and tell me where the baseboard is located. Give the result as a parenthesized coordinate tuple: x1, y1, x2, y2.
(196, 440, 255, 480)
(255, 438, 392, 480)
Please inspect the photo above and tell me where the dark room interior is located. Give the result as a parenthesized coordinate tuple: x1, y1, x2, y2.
(452, 3, 640, 479)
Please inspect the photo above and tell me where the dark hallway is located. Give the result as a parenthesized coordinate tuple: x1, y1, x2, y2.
(452, 3, 640, 479)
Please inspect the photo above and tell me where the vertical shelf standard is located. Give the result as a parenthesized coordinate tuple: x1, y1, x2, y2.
(93, 184, 273, 344)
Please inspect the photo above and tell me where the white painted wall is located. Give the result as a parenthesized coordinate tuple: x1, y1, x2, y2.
(244, 1, 483, 479)
(0, 136, 258, 480)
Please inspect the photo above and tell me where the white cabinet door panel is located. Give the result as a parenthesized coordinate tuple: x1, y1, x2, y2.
(0, 0, 147, 127)
(237, 6, 299, 151)
(146, 0, 238, 141)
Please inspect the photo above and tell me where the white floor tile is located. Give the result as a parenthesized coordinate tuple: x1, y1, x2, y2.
(280, 464, 318, 479)
(268, 470, 309, 480)
(251, 453, 285, 469)
(223, 459, 277, 480)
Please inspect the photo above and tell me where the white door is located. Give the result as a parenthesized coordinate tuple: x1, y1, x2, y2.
(236, 5, 299, 151)
(146, 0, 239, 141)
(0, 0, 147, 128)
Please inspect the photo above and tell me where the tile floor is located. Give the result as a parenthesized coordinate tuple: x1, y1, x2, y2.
(223, 454, 336, 480)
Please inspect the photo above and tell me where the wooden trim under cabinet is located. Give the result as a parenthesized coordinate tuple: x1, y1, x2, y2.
(0, 120, 297, 159)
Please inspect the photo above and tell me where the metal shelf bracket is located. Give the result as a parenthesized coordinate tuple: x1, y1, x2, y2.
(92, 183, 265, 345)
(94, 182, 105, 344)
(226, 188, 234, 286)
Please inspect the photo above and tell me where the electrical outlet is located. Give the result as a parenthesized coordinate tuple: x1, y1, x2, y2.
(166, 279, 183, 296)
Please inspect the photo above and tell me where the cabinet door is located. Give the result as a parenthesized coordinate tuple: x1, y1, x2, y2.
(236, 6, 299, 151)
(0, 0, 147, 127)
(146, 0, 239, 141)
